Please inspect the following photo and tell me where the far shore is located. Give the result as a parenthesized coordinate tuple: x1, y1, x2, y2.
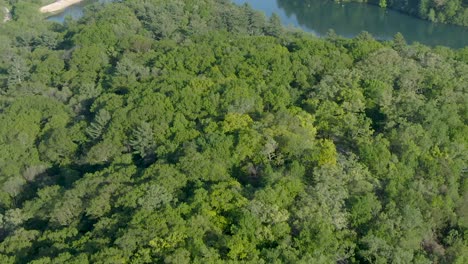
(40, 0, 84, 13)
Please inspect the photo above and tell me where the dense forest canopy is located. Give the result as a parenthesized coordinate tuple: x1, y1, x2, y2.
(0, 0, 467, 263)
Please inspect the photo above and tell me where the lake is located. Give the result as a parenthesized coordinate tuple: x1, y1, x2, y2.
(48, 0, 468, 48)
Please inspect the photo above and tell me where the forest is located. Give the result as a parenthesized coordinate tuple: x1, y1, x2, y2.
(0, 0, 467, 263)
(343, 0, 468, 26)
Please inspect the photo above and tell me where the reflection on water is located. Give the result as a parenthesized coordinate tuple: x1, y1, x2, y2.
(234, 0, 468, 48)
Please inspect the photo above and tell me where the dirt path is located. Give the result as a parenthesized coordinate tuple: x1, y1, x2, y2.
(40, 0, 84, 13)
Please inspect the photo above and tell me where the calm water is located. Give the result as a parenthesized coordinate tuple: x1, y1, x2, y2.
(49, 0, 468, 48)
(234, 0, 468, 48)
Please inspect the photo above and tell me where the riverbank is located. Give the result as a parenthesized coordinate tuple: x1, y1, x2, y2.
(40, 0, 84, 13)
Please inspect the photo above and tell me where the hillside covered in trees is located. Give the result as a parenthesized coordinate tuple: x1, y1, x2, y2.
(0, 0, 467, 263)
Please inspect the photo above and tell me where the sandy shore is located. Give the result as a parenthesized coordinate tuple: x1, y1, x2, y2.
(3, 7, 11, 22)
(40, 0, 84, 13)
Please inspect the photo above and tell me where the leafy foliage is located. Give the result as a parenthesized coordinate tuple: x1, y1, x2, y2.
(0, 0, 466, 263)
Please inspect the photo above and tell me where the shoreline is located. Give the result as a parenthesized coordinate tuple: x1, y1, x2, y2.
(40, 0, 84, 13)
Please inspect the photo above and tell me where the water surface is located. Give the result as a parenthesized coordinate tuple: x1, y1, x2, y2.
(234, 0, 468, 48)
(49, 0, 468, 48)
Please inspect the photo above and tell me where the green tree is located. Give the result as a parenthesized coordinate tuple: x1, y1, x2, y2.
(129, 122, 156, 160)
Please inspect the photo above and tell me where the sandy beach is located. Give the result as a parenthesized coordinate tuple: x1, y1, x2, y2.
(2, 7, 11, 22)
(40, 0, 84, 13)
